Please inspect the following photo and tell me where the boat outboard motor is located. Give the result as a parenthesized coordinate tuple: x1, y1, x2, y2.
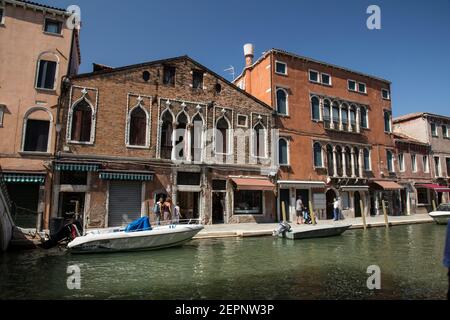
(40, 218, 82, 249)
(273, 221, 292, 237)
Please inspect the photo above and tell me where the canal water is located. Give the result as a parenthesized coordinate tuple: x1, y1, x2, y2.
(0, 223, 448, 300)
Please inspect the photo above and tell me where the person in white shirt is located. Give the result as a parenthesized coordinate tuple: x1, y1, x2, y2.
(333, 198, 340, 221)
(296, 196, 304, 224)
(173, 204, 180, 224)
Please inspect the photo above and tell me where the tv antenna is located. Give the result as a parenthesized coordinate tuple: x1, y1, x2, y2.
(224, 65, 235, 80)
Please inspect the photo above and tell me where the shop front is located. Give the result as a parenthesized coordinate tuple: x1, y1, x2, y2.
(415, 183, 450, 211)
(370, 180, 404, 216)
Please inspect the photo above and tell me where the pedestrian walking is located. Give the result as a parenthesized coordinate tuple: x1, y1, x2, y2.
(173, 204, 181, 224)
(333, 198, 340, 221)
(163, 197, 172, 223)
(153, 197, 163, 226)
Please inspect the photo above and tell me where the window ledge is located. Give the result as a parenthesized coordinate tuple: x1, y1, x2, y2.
(35, 87, 57, 93)
(275, 72, 288, 77)
(19, 151, 51, 156)
(68, 140, 94, 145)
(126, 145, 150, 149)
(277, 114, 290, 118)
(43, 31, 63, 37)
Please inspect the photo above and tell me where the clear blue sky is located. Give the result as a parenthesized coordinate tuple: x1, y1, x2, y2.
(41, 0, 450, 117)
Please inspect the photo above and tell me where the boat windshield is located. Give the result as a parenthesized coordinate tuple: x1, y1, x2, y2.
(436, 204, 450, 212)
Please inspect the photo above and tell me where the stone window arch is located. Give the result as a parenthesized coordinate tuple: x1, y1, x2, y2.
(21, 106, 53, 153)
(215, 116, 231, 155)
(127, 103, 149, 147)
(276, 88, 288, 115)
(68, 97, 94, 143)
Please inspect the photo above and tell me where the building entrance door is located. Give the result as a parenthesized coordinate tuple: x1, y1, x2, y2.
(354, 191, 362, 217)
(178, 192, 199, 220)
(326, 189, 337, 219)
(279, 189, 290, 222)
(212, 192, 225, 224)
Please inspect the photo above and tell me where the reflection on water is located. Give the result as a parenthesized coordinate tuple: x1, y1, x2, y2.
(0, 223, 447, 300)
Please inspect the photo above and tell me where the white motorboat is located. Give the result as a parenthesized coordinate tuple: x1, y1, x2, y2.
(274, 222, 352, 240)
(429, 203, 450, 224)
(67, 222, 204, 254)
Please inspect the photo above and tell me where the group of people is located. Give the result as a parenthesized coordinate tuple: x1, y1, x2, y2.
(152, 197, 181, 225)
(294, 196, 343, 224)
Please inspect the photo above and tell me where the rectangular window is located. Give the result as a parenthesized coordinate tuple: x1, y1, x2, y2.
(431, 123, 437, 137)
(0, 105, 4, 127)
(398, 153, 404, 172)
(237, 115, 248, 127)
(275, 61, 287, 75)
(384, 111, 392, 133)
(360, 107, 368, 128)
(60, 171, 88, 185)
(358, 82, 367, 93)
(446, 158, 450, 177)
(382, 89, 390, 100)
(23, 119, 49, 152)
(177, 172, 201, 186)
(212, 180, 227, 191)
(0, 8, 4, 24)
(423, 155, 429, 173)
(411, 154, 417, 172)
(163, 65, 175, 86)
(36, 60, 57, 90)
(44, 18, 62, 34)
(442, 125, 449, 138)
(234, 190, 262, 215)
(417, 188, 429, 205)
(321, 73, 331, 86)
(434, 156, 441, 177)
(192, 70, 203, 89)
(348, 80, 356, 91)
(309, 70, 319, 83)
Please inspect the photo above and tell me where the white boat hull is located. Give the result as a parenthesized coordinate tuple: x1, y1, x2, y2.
(429, 212, 450, 225)
(67, 224, 204, 254)
(278, 224, 352, 240)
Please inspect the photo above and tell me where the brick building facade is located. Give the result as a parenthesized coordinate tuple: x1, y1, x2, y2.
(234, 45, 403, 220)
(52, 56, 277, 230)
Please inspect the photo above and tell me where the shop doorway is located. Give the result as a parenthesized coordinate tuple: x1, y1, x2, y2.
(354, 191, 362, 218)
(279, 189, 290, 222)
(59, 192, 85, 220)
(326, 189, 337, 219)
(177, 192, 199, 219)
(212, 192, 225, 224)
(296, 189, 309, 208)
(6, 184, 40, 228)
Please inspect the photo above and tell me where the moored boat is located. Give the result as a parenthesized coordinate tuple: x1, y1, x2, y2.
(274, 222, 352, 240)
(429, 203, 450, 224)
(67, 219, 204, 253)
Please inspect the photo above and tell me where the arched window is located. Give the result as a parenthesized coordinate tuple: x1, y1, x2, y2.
(332, 102, 339, 127)
(341, 104, 349, 127)
(253, 123, 266, 158)
(70, 99, 92, 142)
(349, 106, 356, 131)
(23, 108, 52, 152)
(345, 146, 352, 176)
(175, 112, 189, 160)
(384, 111, 392, 132)
(336, 146, 343, 176)
(311, 96, 320, 120)
(354, 147, 360, 176)
(278, 138, 289, 166)
(191, 114, 204, 162)
(276, 88, 288, 115)
(216, 117, 229, 154)
(387, 150, 394, 172)
(313, 142, 323, 167)
(326, 145, 334, 175)
(364, 149, 371, 171)
(360, 107, 368, 128)
(160, 111, 173, 159)
(128, 107, 147, 146)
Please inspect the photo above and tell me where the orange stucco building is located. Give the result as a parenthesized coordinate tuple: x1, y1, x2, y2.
(235, 45, 402, 220)
(0, 0, 80, 230)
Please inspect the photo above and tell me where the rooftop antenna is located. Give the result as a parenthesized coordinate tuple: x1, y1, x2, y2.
(224, 65, 235, 80)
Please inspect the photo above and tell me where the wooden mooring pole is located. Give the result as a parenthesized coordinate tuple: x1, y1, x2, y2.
(382, 200, 389, 228)
(360, 199, 367, 230)
(281, 201, 287, 222)
(308, 201, 317, 225)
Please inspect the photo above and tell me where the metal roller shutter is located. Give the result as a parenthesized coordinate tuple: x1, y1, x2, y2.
(108, 181, 142, 227)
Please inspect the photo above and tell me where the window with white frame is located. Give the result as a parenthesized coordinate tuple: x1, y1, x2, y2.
(309, 70, 319, 83)
(423, 155, 429, 173)
(387, 150, 394, 172)
(275, 61, 287, 75)
(364, 149, 371, 171)
(321, 73, 331, 86)
(431, 123, 438, 137)
(398, 153, 405, 172)
(446, 158, 450, 177)
(348, 80, 357, 92)
(278, 138, 289, 166)
(237, 114, 248, 127)
(252, 123, 266, 158)
(384, 110, 392, 133)
(0, 104, 5, 127)
(411, 154, 417, 172)
(276, 88, 288, 115)
(382, 89, 390, 100)
(358, 82, 367, 94)
(22, 108, 52, 153)
(313, 142, 323, 167)
(44, 18, 62, 35)
(127, 105, 148, 147)
(442, 125, 449, 138)
(69, 99, 93, 143)
(215, 117, 231, 154)
(36, 59, 57, 90)
(434, 156, 441, 177)
(311, 96, 320, 121)
(360, 107, 368, 129)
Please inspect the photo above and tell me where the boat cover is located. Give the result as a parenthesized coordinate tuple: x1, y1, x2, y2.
(125, 216, 152, 232)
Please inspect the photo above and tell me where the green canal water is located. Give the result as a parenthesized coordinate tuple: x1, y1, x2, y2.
(0, 223, 448, 300)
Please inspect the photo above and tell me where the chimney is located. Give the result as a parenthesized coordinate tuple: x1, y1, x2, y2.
(244, 43, 254, 67)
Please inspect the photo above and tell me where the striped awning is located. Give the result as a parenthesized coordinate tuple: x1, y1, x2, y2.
(3, 173, 46, 184)
(54, 162, 100, 172)
(99, 171, 153, 181)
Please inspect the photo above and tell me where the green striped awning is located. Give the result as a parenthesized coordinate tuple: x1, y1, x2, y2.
(99, 172, 153, 181)
(3, 173, 46, 184)
(54, 163, 100, 172)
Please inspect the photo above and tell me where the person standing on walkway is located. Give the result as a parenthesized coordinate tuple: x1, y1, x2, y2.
(444, 222, 450, 300)
(173, 204, 181, 224)
(296, 196, 304, 224)
(162, 197, 172, 223)
(333, 198, 340, 221)
(153, 197, 163, 226)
